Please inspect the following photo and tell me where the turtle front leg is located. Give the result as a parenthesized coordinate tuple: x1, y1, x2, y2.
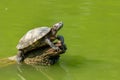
(45, 37, 60, 51)
(16, 50, 24, 63)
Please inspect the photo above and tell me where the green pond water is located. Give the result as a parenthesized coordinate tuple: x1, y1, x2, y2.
(0, 0, 120, 80)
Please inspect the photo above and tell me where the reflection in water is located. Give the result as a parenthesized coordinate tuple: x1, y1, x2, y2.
(16, 53, 86, 80)
(17, 64, 69, 80)
(17, 73, 26, 80)
(59, 62, 73, 80)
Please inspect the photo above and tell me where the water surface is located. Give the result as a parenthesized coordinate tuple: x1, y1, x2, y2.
(0, 0, 120, 80)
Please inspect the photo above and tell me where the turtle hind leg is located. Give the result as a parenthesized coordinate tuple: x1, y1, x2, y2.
(16, 50, 24, 63)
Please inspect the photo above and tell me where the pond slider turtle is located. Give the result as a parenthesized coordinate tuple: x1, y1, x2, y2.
(16, 22, 64, 63)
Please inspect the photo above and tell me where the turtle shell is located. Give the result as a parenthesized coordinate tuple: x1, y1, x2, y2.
(16, 27, 51, 50)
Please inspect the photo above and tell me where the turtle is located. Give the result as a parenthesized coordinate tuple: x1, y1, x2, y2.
(16, 22, 65, 63)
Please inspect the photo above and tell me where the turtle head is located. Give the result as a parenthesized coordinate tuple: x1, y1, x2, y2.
(51, 21, 63, 35)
